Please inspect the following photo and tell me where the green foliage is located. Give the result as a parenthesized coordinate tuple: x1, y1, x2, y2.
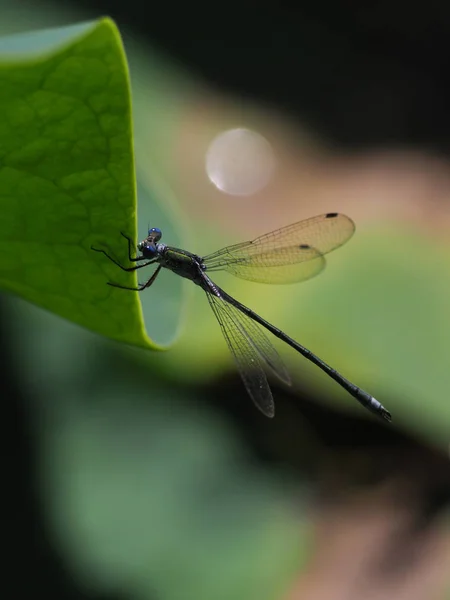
(0, 18, 152, 348)
(45, 382, 303, 600)
(12, 296, 305, 600)
(301, 226, 450, 446)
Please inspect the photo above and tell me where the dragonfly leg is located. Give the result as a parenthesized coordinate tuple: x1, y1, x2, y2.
(107, 265, 162, 292)
(120, 232, 143, 262)
(91, 244, 150, 272)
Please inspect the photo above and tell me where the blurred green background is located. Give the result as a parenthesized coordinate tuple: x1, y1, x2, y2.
(1, 4, 449, 600)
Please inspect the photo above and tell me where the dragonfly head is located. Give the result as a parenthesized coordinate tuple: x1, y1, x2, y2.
(138, 227, 162, 259)
(147, 227, 162, 242)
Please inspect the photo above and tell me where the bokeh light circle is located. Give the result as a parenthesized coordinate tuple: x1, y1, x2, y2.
(206, 128, 276, 196)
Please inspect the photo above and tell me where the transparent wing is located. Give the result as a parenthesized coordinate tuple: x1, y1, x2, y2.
(208, 247, 326, 284)
(206, 292, 291, 417)
(203, 213, 355, 284)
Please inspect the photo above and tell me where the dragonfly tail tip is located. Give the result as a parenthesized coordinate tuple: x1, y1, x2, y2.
(380, 407, 392, 423)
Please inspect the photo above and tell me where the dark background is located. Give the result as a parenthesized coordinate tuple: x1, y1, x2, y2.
(75, 0, 450, 151)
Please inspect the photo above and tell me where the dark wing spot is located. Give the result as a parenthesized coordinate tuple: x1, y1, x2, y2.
(326, 212, 338, 218)
(299, 243, 310, 249)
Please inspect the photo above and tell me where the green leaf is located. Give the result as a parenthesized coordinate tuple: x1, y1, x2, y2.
(0, 18, 155, 349)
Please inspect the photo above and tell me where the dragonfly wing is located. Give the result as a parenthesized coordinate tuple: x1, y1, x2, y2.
(203, 212, 354, 284)
(246, 212, 355, 253)
(217, 247, 326, 284)
(224, 298, 291, 385)
(207, 291, 291, 417)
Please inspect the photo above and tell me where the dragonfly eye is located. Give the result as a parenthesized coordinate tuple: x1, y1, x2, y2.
(148, 227, 162, 242)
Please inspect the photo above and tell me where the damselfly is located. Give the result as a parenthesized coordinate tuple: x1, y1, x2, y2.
(92, 213, 391, 422)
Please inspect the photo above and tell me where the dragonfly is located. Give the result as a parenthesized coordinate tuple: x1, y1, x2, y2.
(91, 212, 391, 422)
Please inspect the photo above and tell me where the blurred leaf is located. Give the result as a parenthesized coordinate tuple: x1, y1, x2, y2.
(297, 226, 450, 446)
(41, 391, 304, 600)
(133, 175, 186, 346)
(9, 296, 307, 600)
(0, 18, 162, 348)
